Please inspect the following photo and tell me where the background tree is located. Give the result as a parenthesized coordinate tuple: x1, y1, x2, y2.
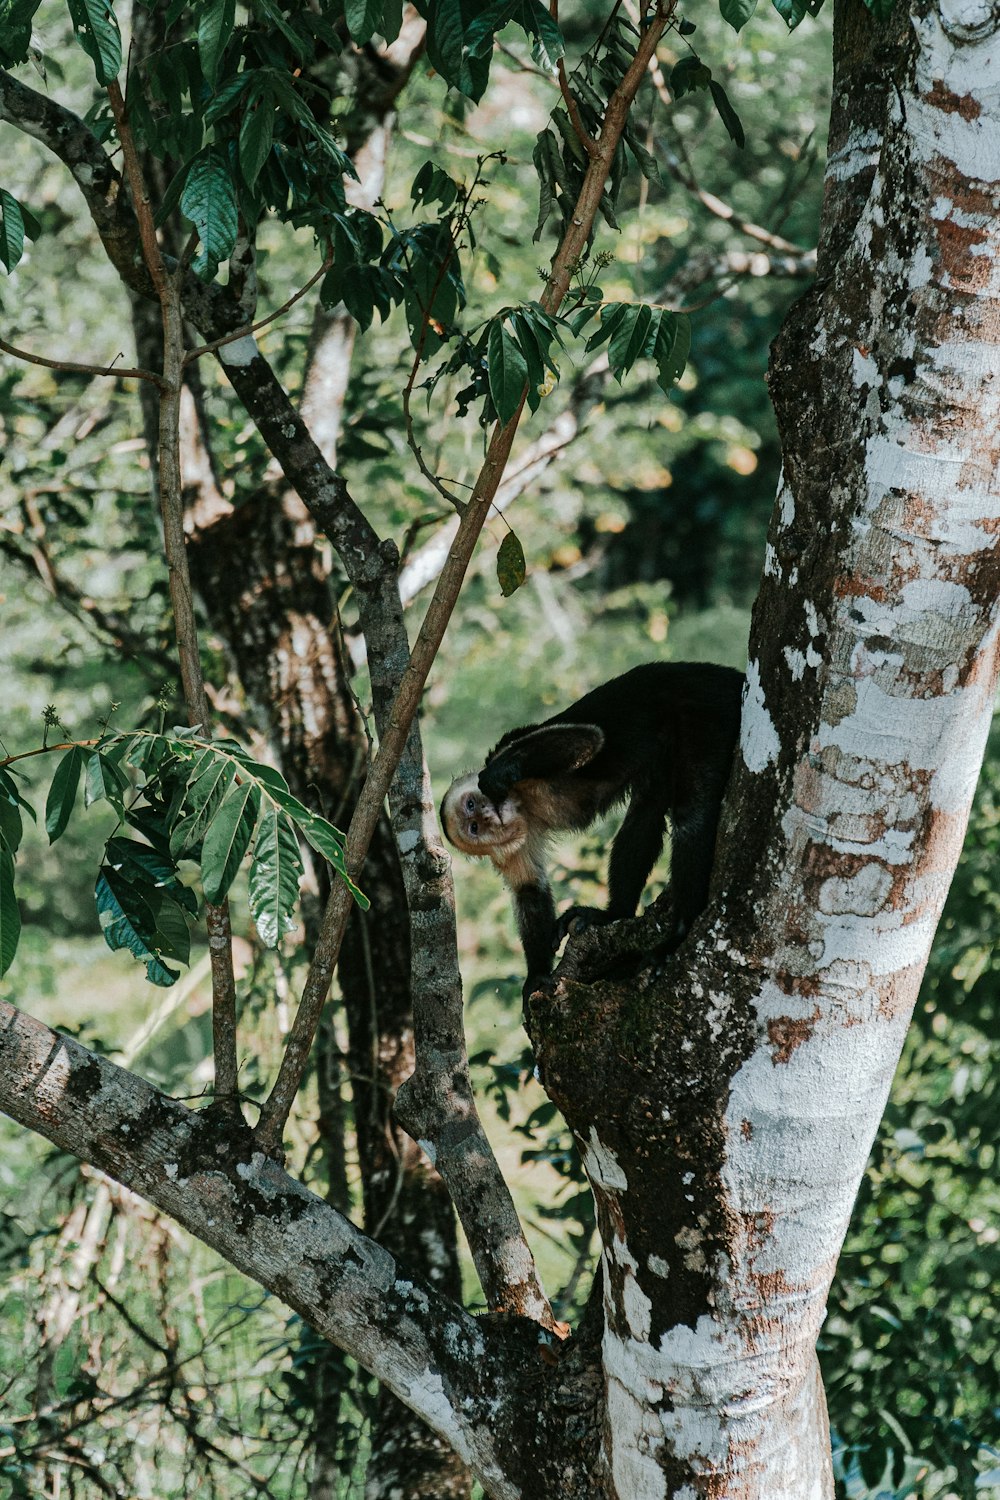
(1, 0, 998, 1497)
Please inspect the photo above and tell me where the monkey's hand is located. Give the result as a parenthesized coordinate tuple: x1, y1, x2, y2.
(553, 904, 614, 947)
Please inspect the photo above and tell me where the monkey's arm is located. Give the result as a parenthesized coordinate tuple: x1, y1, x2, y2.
(514, 881, 558, 998)
(479, 724, 604, 803)
(554, 791, 669, 944)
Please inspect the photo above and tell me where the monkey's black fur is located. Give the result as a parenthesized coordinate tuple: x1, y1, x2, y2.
(443, 662, 744, 994)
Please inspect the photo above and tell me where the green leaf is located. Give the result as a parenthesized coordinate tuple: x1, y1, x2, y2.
(45, 744, 84, 844)
(652, 312, 690, 390)
(608, 303, 653, 381)
(249, 805, 303, 947)
(0, 845, 20, 979)
(487, 320, 528, 426)
(670, 55, 711, 98)
(170, 753, 236, 855)
(379, 0, 403, 40)
(95, 867, 159, 962)
(0, 796, 22, 858)
(345, 0, 381, 43)
(497, 530, 526, 597)
(709, 80, 745, 148)
(0, 0, 43, 66)
(84, 751, 127, 810)
(200, 780, 260, 903)
(197, 0, 235, 85)
(147, 891, 191, 965)
(180, 147, 238, 278)
(105, 835, 198, 915)
(65, 0, 121, 83)
(720, 0, 758, 27)
(144, 955, 181, 987)
(0, 189, 24, 273)
(239, 95, 275, 188)
(522, 0, 563, 71)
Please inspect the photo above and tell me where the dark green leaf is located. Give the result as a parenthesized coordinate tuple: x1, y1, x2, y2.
(709, 80, 745, 148)
(0, 845, 20, 979)
(196, 0, 234, 84)
(379, 0, 403, 40)
(144, 955, 181, 987)
(105, 836, 198, 916)
(344, 0, 381, 44)
(180, 147, 238, 278)
(720, 0, 758, 28)
(0, 0, 43, 66)
(84, 751, 127, 810)
(522, 0, 563, 70)
(201, 780, 260, 903)
(249, 805, 303, 947)
(95, 867, 159, 962)
(497, 530, 526, 597)
(0, 796, 22, 857)
(670, 55, 711, 98)
(0, 189, 25, 273)
(45, 744, 85, 844)
(652, 312, 690, 390)
(609, 303, 653, 381)
(65, 0, 121, 83)
(487, 320, 528, 426)
(147, 891, 191, 965)
(239, 95, 275, 188)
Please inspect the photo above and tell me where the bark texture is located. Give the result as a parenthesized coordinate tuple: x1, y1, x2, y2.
(530, 0, 1000, 1494)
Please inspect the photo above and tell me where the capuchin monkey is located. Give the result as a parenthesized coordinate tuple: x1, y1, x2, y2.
(441, 662, 743, 995)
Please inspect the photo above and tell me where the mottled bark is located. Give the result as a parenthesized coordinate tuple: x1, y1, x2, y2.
(531, 0, 1000, 1494)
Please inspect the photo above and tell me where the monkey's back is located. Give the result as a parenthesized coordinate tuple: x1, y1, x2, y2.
(544, 661, 743, 815)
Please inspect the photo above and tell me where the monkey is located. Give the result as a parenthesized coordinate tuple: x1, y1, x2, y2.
(440, 661, 744, 994)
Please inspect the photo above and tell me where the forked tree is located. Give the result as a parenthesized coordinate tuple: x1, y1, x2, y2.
(0, 0, 998, 1495)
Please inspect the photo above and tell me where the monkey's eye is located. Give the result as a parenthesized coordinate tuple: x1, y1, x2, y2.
(469, 820, 479, 836)
(464, 795, 476, 814)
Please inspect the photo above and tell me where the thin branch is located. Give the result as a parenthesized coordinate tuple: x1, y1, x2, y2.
(106, 78, 241, 1116)
(257, 0, 673, 1182)
(183, 255, 332, 367)
(0, 333, 164, 386)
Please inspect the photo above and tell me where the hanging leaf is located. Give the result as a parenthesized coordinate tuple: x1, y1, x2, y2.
(239, 95, 276, 189)
(180, 147, 238, 278)
(249, 804, 303, 947)
(0, 189, 25, 273)
(0, 845, 20, 979)
(487, 319, 528, 426)
(95, 866, 160, 962)
(709, 80, 746, 148)
(105, 836, 198, 915)
(720, 0, 758, 26)
(497, 530, 526, 597)
(45, 744, 85, 844)
(200, 779, 260, 903)
(344, 0, 382, 44)
(65, 0, 121, 83)
(84, 751, 127, 810)
(196, 0, 234, 85)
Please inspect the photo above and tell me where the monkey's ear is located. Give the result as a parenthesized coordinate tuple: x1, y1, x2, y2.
(484, 724, 604, 789)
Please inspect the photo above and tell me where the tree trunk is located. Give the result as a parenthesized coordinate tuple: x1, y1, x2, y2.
(529, 0, 1000, 1493)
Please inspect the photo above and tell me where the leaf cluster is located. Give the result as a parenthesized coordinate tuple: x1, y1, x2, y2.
(1, 731, 365, 988)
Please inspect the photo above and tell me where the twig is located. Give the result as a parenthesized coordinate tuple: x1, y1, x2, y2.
(107, 78, 241, 1117)
(183, 256, 332, 367)
(0, 334, 165, 387)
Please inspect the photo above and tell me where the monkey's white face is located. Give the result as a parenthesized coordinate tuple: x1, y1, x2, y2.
(441, 775, 527, 862)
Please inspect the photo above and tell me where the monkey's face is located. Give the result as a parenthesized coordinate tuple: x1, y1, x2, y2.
(441, 775, 527, 860)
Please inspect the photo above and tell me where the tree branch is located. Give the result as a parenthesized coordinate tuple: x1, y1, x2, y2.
(0, 1001, 523, 1500)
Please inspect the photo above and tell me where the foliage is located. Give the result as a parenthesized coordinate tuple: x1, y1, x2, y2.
(1, 728, 364, 986)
